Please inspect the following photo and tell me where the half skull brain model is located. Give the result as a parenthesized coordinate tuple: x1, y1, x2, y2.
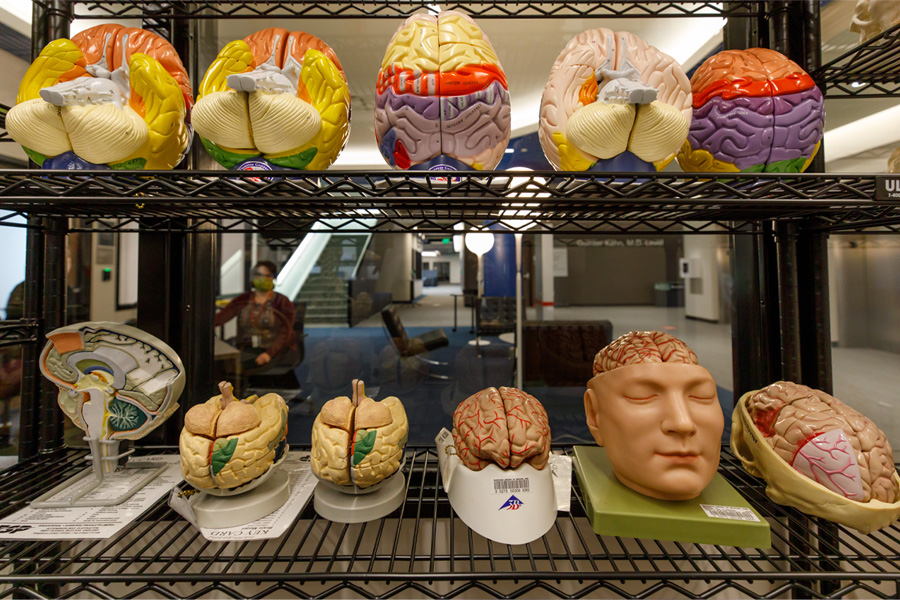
(311, 380, 409, 488)
(180, 382, 288, 491)
(539, 29, 692, 172)
(452, 387, 551, 471)
(676, 48, 824, 173)
(375, 11, 511, 171)
(732, 381, 900, 532)
(6, 24, 192, 169)
(191, 27, 350, 171)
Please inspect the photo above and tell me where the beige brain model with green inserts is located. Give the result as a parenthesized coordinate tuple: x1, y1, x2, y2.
(311, 379, 408, 488)
(180, 382, 289, 491)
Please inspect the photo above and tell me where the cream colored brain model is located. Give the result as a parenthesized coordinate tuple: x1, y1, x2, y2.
(6, 24, 192, 169)
(593, 330, 697, 374)
(850, 0, 900, 43)
(180, 382, 288, 491)
(733, 381, 900, 533)
(539, 29, 691, 172)
(192, 27, 350, 171)
(452, 387, 551, 471)
(311, 379, 408, 488)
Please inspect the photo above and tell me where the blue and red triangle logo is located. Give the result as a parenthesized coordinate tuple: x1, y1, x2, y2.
(499, 495, 523, 511)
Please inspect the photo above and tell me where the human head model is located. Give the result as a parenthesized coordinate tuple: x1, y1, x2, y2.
(584, 331, 724, 501)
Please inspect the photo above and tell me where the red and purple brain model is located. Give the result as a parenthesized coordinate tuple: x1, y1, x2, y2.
(452, 387, 551, 471)
(748, 381, 899, 503)
(593, 330, 698, 375)
(375, 11, 511, 171)
(676, 48, 824, 173)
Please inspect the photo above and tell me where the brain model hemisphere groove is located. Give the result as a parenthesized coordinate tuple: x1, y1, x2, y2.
(676, 48, 824, 173)
(539, 29, 692, 172)
(592, 330, 698, 375)
(192, 27, 350, 171)
(6, 24, 192, 169)
(452, 387, 551, 471)
(311, 380, 409, 488)
(375, 11, 510, 171)
(746, 381, 899, 504)
(180, 382, 288, 491)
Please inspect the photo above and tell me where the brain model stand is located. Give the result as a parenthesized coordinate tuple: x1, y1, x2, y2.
(436, 386, 556, 545)
(676, 48, 824, 173)
(732, 381, 900, 533)
(375, 11, 511, 174)
(6, 24, 192, 170)
(310, 379, 409, 523)
(35, 322, 184, 508)
(538, 29, 692, 172)
(191, 28, 350, 175)
(178, 382, 290, 528)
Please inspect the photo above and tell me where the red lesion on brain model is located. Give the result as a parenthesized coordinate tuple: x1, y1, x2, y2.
(593, 331, 698, 376)
(452, 387, 551, 471)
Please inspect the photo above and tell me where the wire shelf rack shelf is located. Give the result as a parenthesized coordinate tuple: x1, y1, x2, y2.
(1, 446, 899, 599)
(814, 22, 900, 98)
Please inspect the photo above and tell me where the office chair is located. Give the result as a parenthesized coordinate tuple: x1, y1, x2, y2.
(380, 305, 450, 381)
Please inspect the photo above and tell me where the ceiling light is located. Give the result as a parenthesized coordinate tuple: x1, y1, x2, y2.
(850, 81, 866, 88)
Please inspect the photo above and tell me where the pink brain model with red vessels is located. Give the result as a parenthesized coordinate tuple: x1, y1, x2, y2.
(748, 381, 899, 503)
(593, 331, 698, 375)
(452, 387, 551, 471)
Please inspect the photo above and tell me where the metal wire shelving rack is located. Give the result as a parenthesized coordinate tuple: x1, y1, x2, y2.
(1, 446, 899, 600)
(813, 22, 900, 98)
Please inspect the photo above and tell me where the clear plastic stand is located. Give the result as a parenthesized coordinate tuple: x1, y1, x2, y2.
(31, 438, 166, 508)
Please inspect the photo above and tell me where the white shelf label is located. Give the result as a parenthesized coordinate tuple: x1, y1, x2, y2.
(700, 504, 760, 522)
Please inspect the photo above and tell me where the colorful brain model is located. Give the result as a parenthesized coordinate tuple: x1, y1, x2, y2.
(539, 29, 691, 172)
(676, 48, 824, 173)
(745, 381, 898, 504)
(180, 382, 288, 491)
(593, 331, 698, 375)
(850, 0, 900, 43)
(192, 27, 350, 172)
(375, 11, 511, 171)
(311, 380, 409, 488)
(452, 387, 551, 471)
(6, 24, 192, 170)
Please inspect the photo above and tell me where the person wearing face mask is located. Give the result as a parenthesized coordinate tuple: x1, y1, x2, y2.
(214, 260, 300, 380)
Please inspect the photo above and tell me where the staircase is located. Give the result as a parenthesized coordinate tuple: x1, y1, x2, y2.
(296, 233, 370, 325)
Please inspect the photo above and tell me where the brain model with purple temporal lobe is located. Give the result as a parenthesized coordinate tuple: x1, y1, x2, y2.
(375, 11, 511, 171)
(676, 48, 824, 173)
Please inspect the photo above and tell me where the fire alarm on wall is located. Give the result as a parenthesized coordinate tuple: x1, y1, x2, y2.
(679, 258, 702, 279)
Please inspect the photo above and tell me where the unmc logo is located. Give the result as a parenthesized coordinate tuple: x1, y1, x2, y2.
(499, 495, 523, 511)
(887, 179, 900, 192)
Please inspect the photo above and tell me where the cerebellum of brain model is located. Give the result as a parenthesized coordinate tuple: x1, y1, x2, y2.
(538, 29, 692, 172)
(375, 11, 511, 171)
(180, 382, 288, 491)
(452, 387, 551, 471)
(191, 27, 350, 172)
(5, 24, 192, 170)
(676, 48, 824, 174)
(311, 379, 409, 488)
(745, 381, 898, 503)
(593, 330, 698, 375)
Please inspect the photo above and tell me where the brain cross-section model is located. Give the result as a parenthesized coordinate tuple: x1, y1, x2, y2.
(539, 29, 692, 172)
(746, 381, 899, 504)
(593, 331, 698, 375)
(311, 380, 409, 488)
(676, 48, 824, 174)
(6, 24, 192, 170)
(375, 11, 511, 171)
(452, 387, 551, 471)
(40, 322, 184, 442)
(180, 382, 288, 491)
(192, 27, 350, 171)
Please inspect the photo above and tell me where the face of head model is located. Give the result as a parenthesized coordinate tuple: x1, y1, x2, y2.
(584, 362, 724, 501)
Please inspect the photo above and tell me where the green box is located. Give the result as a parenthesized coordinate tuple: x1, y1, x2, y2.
(573, 446, 771, 549)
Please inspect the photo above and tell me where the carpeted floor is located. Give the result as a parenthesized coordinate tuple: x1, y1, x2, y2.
(274, 326, 733, 447)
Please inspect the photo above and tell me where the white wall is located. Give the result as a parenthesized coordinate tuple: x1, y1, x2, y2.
(0, 48, 29, 165)
(90, 230, 136, 323)
(0, 212, 26, 318)
(683, 234, 726, 322)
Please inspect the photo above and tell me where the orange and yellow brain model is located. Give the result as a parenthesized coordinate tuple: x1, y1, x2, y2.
(375, 11, 510, 171)
(6, 24, 192, 170)
(191, 27, 350, 172)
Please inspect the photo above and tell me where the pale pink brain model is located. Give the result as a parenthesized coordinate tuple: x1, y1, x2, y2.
(593, 331, 698, 375)
(452, 387, 551, 471)
(748, 381, 899, 503)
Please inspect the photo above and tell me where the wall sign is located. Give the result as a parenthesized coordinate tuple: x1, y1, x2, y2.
(875, 176, 900, 201)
